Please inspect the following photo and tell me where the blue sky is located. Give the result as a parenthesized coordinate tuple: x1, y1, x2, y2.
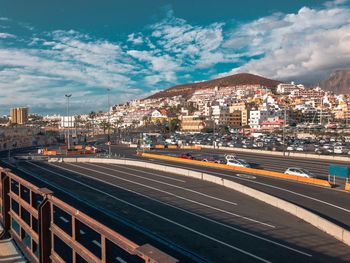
(0, 0, 350, 115)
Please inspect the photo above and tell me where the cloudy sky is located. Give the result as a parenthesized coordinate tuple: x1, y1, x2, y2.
(0, 0, 350, 115)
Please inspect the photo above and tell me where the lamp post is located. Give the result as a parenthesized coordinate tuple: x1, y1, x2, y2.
(282, 106, 287, 157)
(65, 94, 72, 150)
(107, 88, 111, 157)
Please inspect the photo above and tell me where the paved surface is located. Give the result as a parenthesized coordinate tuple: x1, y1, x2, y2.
(1, 159, 350, 262)
(104, 145, 350, 231)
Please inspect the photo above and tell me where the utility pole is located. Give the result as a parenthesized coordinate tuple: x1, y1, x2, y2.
(107, 88, 111, 157)
(65, 94, 72, 150)
(213, 117, 216, 149)
(282, 106, 287, 157)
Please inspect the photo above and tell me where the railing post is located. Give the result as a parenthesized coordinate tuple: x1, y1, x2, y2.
(38, 188, 53, 263)
(0, 169, 11, 238)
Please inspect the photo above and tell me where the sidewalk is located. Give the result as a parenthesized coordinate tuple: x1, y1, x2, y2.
(0, 224, 26, 263)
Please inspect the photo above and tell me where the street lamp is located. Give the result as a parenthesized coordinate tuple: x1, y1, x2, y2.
(107, 88, 111, 157)
(65, 94, 72, 149)
(282, 106, 287, 157)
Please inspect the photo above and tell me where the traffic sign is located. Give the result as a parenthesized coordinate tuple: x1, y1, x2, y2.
(328, 164, 349, 178)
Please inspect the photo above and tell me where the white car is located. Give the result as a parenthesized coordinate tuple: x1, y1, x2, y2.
(284, 168, 313, 178)
(226, 159, 250, 168)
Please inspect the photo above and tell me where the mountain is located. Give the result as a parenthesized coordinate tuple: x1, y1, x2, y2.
(145, 73, 281, 100)
(320, 69, 350, 94)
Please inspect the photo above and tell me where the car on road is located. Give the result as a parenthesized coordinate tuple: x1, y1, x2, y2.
(178, 153, 195, 160)
(284, 167, 314, 178)
(199, 155, 225, 164)
(226, 159, 251, 168)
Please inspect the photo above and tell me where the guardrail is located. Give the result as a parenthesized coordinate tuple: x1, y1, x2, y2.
(0, 167, 178, 263)
(140, 153, 332, 188)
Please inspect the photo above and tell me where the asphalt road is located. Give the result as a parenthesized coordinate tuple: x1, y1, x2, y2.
(103, 145, 350, 231)
(3, 159, 350, 263)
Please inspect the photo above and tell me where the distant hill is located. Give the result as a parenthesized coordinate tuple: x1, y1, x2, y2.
(145, 73, 281, 100)
(320, 69, 350, 94)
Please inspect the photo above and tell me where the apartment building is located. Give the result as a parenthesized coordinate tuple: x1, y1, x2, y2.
(10, 107, 28, 125)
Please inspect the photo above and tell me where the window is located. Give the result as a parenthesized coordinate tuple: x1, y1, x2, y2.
(10, 179, 19, 195)
(53, 205, 72, 236)
(11, 199, 19, 215)
(54, 235, 72, 263)
(11, 218, 20, 236)
(32, 240, 39, 258)
(76, 254, 88, 263)
(21, 229, 31, 249)
(21, 207, 31, 227)
(75, 220, 101, 259)
(31, 192, 43, 210)
(32, 216, 38, 233)
(20, 185, 30, 204)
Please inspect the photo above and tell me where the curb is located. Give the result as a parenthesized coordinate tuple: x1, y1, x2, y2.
(49, 157, 350, 247)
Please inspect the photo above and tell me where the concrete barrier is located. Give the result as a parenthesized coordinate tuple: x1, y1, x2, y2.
(200, 145, 350, 162)
(345, 182, 350, 191)
(140, 153, 332, 188)
(50, 157, 350, 246)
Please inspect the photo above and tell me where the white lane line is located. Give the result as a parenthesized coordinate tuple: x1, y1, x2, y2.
(32, 162, 311, 258)
(27, 162, 272, 263)
(63, 163, 275, 229)
(89, 163, 238, 207)
(107, 163, 186, 183)
(156, 161, 350, 213)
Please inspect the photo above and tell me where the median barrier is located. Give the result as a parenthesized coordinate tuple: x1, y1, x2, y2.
(181, 145, 202, 150)
(52, 157, 350, 246)
(167, 145, 178, 149)
(140, 153, 332, 188)
(200, 145, 350, 162)
(345, 182, 350, 191)
(155, 145, 165, 149)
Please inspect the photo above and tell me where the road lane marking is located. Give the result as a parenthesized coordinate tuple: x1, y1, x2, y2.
(33, 162, 311, 258)
(153, 161, 350, 214)
(236, 174, 256, 180)
(7, 162, 207, 263)
(26, 162, 273, 263)
(105, 164, 187, 183)
(89, 163, 239, 206)
(62, 163, 275, 228)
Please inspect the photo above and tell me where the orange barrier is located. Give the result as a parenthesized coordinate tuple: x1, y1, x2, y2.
(73, 145, 84, 149)
(181, 145, 202, 150)
(141, 153, 331, 188)
(345, 182, 350, 191)
(167, 145, 178, 149)
(43, 150, 57, 156)
(155, 145, 165, 149)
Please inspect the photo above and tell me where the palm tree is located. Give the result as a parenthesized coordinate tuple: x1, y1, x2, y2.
(89, 111, 96, 136)
(99, 120, 110, 134)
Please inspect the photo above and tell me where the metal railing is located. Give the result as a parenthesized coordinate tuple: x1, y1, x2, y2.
(0, 167, 178, 263)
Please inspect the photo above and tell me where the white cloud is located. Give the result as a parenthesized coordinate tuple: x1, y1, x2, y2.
(223, 5, 350, 82)
(127, 33, 144, 45)
(0, 32, 15, 38)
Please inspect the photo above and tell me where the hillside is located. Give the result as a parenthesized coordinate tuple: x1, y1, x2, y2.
(145, 73, 281, 100)
(320, 69, 350, 94)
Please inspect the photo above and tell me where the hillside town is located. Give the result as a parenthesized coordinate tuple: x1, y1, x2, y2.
(2, 79, 350, 136)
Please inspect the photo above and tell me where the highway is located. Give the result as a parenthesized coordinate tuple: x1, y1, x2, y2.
(103, 145, 350, 232)
(2, 159, 350, 262)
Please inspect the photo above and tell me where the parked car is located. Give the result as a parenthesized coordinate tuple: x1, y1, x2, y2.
(284, 167, 313, 178)
(226, 159, 250, 168)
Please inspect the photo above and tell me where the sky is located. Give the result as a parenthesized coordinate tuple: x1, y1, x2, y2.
(0, 0, 350, 115)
